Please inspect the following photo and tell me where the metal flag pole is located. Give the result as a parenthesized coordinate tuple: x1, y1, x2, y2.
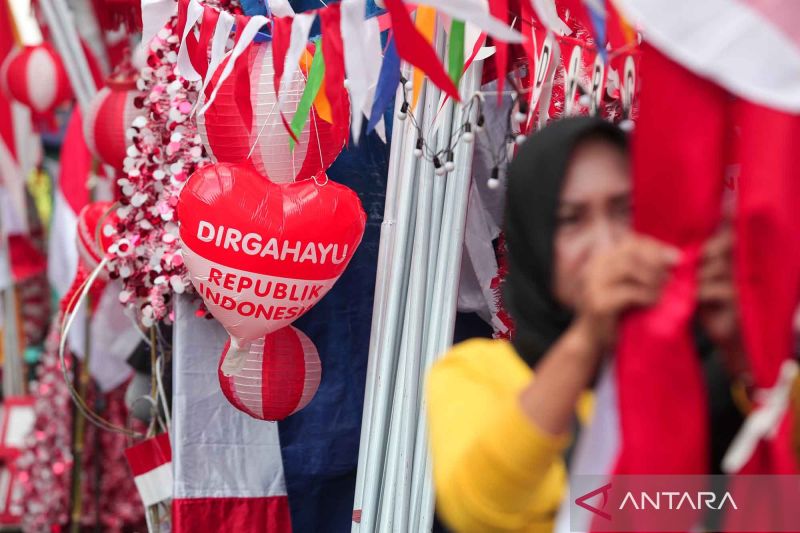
(417, 58, 484, 533)
(353, 65, 425, 532)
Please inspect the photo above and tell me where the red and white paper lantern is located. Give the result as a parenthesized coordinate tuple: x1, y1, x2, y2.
(196, 42, 349, 183)
(0, 44, 72, 115)
(83, 78, 145, 170)
(76, 201, 119, 274)
(218, 326, 322, 421)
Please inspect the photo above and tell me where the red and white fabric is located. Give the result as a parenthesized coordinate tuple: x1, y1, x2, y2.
(172, 295, 291, 532)
(125, 433, 173, 507)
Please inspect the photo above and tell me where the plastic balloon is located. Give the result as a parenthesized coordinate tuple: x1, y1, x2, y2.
(196, 41, 349, 183)
(177, 162, 366, 375)
(218, 326, 322, 421)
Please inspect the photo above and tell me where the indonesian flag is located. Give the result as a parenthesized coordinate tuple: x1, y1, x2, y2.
(125, 433, 173, 507)
(555, 2, 800, 531)
(172, 296, 291, 532)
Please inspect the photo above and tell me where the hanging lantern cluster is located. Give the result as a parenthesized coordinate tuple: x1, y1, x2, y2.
(196, 41, 349, 183)
(84, 73, 146, 171)
(0, 43, 72, 116)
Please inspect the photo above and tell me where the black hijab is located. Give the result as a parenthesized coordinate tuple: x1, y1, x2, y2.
(503, 117, 627, 367)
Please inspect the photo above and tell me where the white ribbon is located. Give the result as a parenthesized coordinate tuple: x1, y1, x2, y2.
(176, 0, 206, 82)
(360, 17, 386, 142)
(141, 0, 178, 48)
(722, 359, 800, 474)
(342, 0, 373, 144)
(199, 15, 270, 115)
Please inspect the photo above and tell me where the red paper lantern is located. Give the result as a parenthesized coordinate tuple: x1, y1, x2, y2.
(83, 78, 145, 170)
(196, 42, 349, 183)
(218, 326, 322, 421)
(76, 201, 119, 274)
(0, 44, 72, 115)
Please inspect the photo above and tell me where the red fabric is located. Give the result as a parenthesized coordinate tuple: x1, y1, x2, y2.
(173, 496, 291, 533)
(732, 100, 800, 474)
(59, 109, 92, 213)
(0, 2, 16, 161)
(271, 17, 293, 98)
(261, 327, 305, 420)
(488, 0, 509, 104)
(191, 6, 221, 78)
(319, 4, 350, 144)
(232, 15, 254, 135)
(124, 433, 171, 476)
(8, 235, 46, 281)
(383, 0, 460, 101)
(614, 43, 728, 485)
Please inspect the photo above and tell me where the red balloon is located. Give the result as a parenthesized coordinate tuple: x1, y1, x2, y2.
(0, 44, 72, 115)
(218, 326, 322, 421)
(177, 162, 365, 375)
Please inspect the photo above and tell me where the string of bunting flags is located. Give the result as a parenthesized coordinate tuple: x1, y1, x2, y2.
(141, 0, 640, 149)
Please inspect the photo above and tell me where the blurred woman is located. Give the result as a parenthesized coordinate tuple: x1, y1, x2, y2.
(427, 117, 745, 532)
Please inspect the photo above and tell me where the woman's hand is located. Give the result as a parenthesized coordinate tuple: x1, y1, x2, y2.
(697, 227, 748, 376)
(573, 234, 681, 352)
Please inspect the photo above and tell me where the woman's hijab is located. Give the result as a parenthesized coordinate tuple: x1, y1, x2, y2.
(503, 116, 627, 367)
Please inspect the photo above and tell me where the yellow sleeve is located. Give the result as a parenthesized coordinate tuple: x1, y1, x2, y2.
(427, 339, 571, 533)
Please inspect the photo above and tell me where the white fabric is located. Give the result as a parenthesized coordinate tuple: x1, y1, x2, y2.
(554, 364, 620, 533)
(416, 0, 523, 43)
(341, 0, 369, 143)
(530, 0, 571, 35)
(267, 0, 295, 17)
(47, 189, 78, 297)
(134, 463, 174, 506)
(276, 13, 315, 116)
(722, 359, 799, 473)
(176, 0, 206, 82)
(86, 282, 140, 392)
(614, 0, 800, 112)
(195, 9, 235, 113)
(359, 17, 386, 142)
(172, 295, 287, 499)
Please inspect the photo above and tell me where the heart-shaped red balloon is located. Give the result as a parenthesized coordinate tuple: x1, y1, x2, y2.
(177, 162, 366, 374)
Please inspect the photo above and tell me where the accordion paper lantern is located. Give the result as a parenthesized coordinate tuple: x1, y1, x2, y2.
(218, 326, 322, 421)
(0, 44, 72, 115)
(196, 42, 349, 183)
(84, 78, 145, 170)
(177, 162, 366, 375)
(76, 201, 119, 274)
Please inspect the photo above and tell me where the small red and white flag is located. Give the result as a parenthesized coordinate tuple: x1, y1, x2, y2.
(125, 433, 173, 508)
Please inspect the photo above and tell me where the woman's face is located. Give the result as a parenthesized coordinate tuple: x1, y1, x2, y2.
(553, 139, 632, 309)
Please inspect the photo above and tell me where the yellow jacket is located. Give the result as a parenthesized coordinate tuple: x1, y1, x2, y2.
(427, 338, 593, 533)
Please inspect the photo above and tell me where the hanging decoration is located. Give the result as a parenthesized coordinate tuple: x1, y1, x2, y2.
(177, 162, 366, 376)
(196, 41, 348, 183)
(76, 201, 119, 275)
(106, 17, 210, 327)
(0, 43, 72, 117)
(218, 326, 322, 421)
(83, 74, 146, 172)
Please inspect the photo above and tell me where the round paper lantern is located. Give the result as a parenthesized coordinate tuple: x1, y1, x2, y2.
(196, 42, 349, 183)
(177, 162, 366, 375)
(0, 44, 72, 115)
(76, 201, 119, 275)
(84, 78, 145, 170)
(218, 326, 322, 421)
